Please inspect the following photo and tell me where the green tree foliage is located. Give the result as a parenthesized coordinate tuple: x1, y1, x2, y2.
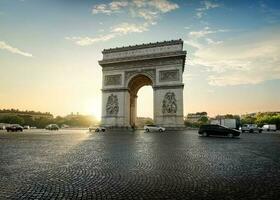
(241, 115, 256, 124)
(0, 115, 25, 125)
(241, 113, 280, 129)
(198, 116, 208, 123)
(0, 111, 99, 128)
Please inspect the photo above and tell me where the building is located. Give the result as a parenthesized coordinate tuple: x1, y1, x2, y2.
(0, 109, 53, 120)
(185, 112, 208, 123)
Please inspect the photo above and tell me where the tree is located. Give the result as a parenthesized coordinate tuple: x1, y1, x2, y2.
(198, 116, 208, 124)
(241, 115, 256, 124)
(0, 115, 25, 125)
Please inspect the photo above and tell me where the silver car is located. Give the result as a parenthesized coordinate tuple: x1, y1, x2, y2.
(240, 124, 262, 133)
(144, 125, 166, 132)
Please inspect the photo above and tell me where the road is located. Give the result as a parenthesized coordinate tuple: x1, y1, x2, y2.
(0, 129, 280, 199)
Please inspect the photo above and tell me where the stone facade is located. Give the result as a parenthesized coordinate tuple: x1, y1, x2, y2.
(99, 39, 186, 129)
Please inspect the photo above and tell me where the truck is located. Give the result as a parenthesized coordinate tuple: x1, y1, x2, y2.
(262, 124, 277, 131)
(210, 118, 237, 129)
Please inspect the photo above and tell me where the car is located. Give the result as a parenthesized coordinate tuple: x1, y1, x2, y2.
(262, 124, 277, 132)
(89, 127, 106, 132)
(0, 124, 6, 130)
(144, 125, 166, 132)
(6, 124, 23, 132)
(23, 125, 30, 129)
(240, 124, 262, 133)
(198, 124, 240, 138)
(45, 124, 59, 130)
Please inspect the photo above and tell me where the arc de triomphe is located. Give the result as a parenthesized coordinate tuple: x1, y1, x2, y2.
(99, 39, 186, 129)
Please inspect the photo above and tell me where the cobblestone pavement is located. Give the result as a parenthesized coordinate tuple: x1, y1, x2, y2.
(0, 129, 280, 200)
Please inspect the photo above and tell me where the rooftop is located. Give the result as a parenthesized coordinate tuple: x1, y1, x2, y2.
(102, 39, 183, 53)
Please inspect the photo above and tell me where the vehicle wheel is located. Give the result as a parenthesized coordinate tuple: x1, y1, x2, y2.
(145, 128, 150, 132)
(228, 133, 234, 138)
(202, 132, 208, 137)
(159, 129, 163, 132)
(102, 129, 105, 132)
(267, 129, 270, 132)
(259, 129, 262, 133)
(249, 129, 253, 133)
(242, 130, 245, 133)
(95, 129, 100, 132)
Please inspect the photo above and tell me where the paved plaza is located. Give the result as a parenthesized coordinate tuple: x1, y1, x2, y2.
(0, 129, 280, 200)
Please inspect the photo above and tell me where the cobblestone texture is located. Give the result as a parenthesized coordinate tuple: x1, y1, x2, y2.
(0, 129, 280, 200)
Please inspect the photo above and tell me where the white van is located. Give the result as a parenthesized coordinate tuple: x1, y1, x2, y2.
(262, 124, 277, 131)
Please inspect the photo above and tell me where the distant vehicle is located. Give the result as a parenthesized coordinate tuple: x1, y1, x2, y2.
(240, 124, 262, 133)
(0, 124, 6, 130)
(45, 124, 59, 130)
(6, 124, 23, 132)
(89, 127, 106, 132)
(262, 124, 277, 131)
(30, 126, 37, 129)
(23, 125, 30, 129)
(199, 124, 240, 138)
(61, 124, 70, 128)
(144, 125, 166, 132)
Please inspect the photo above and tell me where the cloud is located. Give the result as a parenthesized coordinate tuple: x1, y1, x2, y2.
(65, 34, 116, 46)
(111, 22, 148, 34)
(196, 1, 221, 19)
(189, 28, 227, 39)
(68, 0, 179, 46)
(0, 41, 33, 57)
(184, 26, 227, 49)
(92, 0, 178, 22)
(185, 27, 280, 86)
(92, 1, 128, 15)
(66, 22, 149, 46)
(147, 0, 179, 13)
(205, 38, 223, 45)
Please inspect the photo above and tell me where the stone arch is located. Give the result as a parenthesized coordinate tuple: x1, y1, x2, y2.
(99, 39, 186, 129)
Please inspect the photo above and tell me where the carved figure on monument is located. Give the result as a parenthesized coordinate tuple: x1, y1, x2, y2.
(162, 92, 177, 114)
(106, 94, 119, 115)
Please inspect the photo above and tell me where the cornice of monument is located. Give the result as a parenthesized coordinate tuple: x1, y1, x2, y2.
(99, 51, 186, 66)
(102, 39, 183, 53)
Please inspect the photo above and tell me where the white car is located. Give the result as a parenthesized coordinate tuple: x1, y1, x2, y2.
(144, 125, 166, 132)
(262, 124, 277, 131)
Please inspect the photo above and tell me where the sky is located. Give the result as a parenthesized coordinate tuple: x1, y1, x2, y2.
(0, 0, 280, 118)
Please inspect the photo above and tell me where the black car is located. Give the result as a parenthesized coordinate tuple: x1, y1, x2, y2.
(89, 127, 106, 132)
(6, 124, 23, 132)
(198, 124, 240, 138)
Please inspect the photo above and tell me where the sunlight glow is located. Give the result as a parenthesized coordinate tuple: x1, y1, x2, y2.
(137, 86, 153, 118)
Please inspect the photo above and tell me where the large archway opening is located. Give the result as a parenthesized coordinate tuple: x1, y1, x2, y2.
(127, 74, 153, 128)
(136, 86, 154, 127)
